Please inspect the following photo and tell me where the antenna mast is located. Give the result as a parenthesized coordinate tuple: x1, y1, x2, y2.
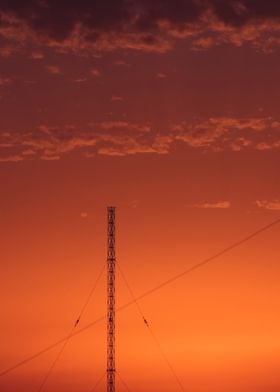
(107, 207, 116, 392)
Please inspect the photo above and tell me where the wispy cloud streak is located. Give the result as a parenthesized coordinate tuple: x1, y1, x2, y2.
(1, 116, 280, 162)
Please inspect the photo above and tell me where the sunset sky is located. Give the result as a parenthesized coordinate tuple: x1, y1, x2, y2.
(1, 1, 280, 391)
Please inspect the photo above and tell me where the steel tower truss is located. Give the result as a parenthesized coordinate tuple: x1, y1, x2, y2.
(107, 207, 116, 392)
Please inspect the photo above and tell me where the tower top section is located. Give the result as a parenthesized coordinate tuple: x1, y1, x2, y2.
(107, 207, 116, 262)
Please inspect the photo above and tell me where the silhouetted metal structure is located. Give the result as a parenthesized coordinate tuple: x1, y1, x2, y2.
(107, 207, 116, 392)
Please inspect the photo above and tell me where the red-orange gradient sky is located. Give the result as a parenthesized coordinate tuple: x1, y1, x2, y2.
(1, 1, 280, 391)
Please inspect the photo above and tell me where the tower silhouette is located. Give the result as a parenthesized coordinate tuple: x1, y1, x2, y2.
(107, 207, 116, 392)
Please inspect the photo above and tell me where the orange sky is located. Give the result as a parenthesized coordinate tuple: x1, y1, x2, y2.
(1, 1, 280, 391)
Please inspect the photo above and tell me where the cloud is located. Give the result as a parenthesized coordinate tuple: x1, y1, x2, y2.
(0, 121, 168, 161)
(97, 134, 170, 156)
(128, 200, 140, 209)
(190, 201, 231, 209)
(90, 68, 101, 77)
(31, 52, 44, 59)
(111, 95, 124, 102)
(1, 115, 280, 163)
(255, 140, 280, 151)
(100, 121, 151, 133)
(0, 77, 12, 85)
(191, 16, 280, 52)
(156, 72, 167, 79)
(173, 117, 279, 150)
(46, 65, 61, 74)
(0, 45, 18, 57)
(0, 154, 24, 162)
(75, 77, 87, 83)
(1, 1, 280, 54)
(114, 60, 130, 66)
(255, 200, 280, 211)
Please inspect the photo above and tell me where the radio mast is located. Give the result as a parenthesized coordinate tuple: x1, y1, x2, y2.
(107, 207, 116, 392)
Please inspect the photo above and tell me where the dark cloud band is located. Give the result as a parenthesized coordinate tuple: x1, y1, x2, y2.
(1, 0, 280, 53)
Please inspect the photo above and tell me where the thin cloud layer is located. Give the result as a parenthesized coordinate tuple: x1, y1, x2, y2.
(255, 200, 280, 211)
(1, 1, 280, 54)
(0, 76, 12, 85)
(0, 122, 170, 161)
(1, 116, 280, 162)
(46, 65, 61, 74)
(173, 117, 279, 151)
(190, 201, 231, 209)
